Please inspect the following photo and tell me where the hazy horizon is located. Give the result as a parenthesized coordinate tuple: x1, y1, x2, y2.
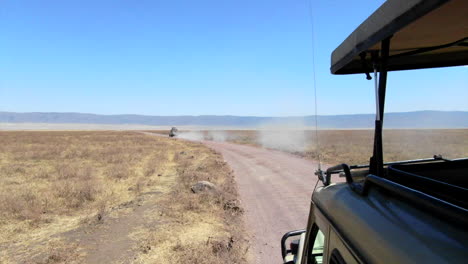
(2, 109, 468, 118)
(2, 111, 467, 130)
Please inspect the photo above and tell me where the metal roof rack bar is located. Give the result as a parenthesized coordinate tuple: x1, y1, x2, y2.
(362, 175, 468, 226)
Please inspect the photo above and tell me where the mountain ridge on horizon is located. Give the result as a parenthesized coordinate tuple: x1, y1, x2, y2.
(4, 109, 466, 117)
(1, 110, 467, 128)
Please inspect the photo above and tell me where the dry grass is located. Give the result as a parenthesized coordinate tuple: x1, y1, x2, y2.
(296, 129, 468, 165)
(133, 140, 249, 264)
(0, 131, 248, 264)
(0, 132, 163, 234)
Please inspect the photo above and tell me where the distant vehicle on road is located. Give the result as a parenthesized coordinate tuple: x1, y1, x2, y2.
(281, 0, 468, 263)
(169, 127, 178, 137)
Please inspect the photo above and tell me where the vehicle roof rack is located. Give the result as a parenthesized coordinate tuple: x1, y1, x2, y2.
(324, 158, 468, 226)
(388, 159, 468, 207)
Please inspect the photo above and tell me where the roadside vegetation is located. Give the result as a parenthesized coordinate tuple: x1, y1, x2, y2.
(296, 129, 468, 165)
(0, 131, 248, 263)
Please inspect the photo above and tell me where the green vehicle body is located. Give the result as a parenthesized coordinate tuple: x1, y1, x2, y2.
(282, 160, 468, 264)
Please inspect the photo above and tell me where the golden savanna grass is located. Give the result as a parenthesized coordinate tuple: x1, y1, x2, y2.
(297, 129, 468, 165)
(0, 132, 160, 236)
(133, 141, 248, 264)
(0, 131, 248, 263)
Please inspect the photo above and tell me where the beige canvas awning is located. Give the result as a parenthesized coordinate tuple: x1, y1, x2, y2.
(331, 0, 468, 74)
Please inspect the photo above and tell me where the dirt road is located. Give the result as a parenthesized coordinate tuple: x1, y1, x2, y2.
(204, 141, 321, 264)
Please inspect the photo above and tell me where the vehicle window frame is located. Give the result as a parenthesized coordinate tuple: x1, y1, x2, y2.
(307, 224, 325, 264)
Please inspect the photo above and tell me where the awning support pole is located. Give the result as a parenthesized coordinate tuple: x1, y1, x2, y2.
(369, 37, 391, 176)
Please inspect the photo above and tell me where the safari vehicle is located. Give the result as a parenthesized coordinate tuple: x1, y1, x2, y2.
(169, 127, 178, 137)
(281, 0, 468, 263)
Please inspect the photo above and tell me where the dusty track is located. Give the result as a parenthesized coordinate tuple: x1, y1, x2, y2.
(204, 141, 321, 264)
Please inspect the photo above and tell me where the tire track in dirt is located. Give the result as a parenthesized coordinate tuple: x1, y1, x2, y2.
(203, 141, 320, 264)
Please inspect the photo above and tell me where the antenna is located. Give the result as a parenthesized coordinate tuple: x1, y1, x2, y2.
(306, 0, 324, 185)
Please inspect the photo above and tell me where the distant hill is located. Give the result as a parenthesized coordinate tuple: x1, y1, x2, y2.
(0, 111, 467, 129)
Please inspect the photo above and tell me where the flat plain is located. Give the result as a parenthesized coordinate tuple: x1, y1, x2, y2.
(0, 131, 248, 264)
(1, 129, 466, 263)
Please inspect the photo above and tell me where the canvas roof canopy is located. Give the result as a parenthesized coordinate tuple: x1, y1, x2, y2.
(331, 0, 468, 74)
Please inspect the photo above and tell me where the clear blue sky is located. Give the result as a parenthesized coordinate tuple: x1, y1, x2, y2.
(1, 0, 466, 116)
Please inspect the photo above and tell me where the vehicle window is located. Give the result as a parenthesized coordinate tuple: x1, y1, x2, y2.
(309, 226, 325, 264)
(329, 249, 346, 264)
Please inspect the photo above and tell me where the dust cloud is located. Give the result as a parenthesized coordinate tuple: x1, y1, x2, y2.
(176, 120, 315, 153)
(257, 119, 312, 152)
(176, 130, 230, 142)
(207, 131, 228, 142)
(177, 131, 205, 141)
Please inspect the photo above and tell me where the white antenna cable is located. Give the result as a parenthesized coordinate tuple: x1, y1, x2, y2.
(306, 0, 322, 177)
